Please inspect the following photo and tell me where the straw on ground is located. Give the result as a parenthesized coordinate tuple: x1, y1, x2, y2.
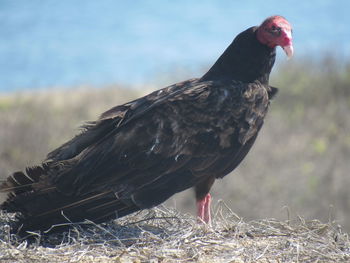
(0, 202, 349, 263)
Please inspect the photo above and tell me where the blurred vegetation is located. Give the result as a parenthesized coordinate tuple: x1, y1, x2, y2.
(0, 57, 349, 232)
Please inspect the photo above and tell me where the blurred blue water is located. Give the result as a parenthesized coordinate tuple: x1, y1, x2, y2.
(0, 0, 349, 91)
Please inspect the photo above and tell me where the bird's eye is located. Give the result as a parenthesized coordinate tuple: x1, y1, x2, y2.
(270, 25, 281, 35)
(271, 25, 281, 31)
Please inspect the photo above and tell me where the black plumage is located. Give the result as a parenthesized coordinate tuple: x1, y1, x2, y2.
(0, 16, 292, 236)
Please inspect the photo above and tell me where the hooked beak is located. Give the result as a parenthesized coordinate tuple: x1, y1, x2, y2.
(281, 28, 293, 59)
(282, 44, 294, 59)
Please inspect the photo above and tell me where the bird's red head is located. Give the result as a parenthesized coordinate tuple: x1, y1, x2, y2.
(256, 15, 293, 58)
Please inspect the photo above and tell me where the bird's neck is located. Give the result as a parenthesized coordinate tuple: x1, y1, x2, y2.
(200, 27, 276, 85)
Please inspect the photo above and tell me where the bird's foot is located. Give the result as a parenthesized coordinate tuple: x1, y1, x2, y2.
(196, 193, 212, 226)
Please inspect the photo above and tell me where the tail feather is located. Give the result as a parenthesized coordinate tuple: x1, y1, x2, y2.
(0, 165, 50, 212)
(1, 165, 140, 237)
(0, 165, 47, 195)
(12, 190, 139, 237)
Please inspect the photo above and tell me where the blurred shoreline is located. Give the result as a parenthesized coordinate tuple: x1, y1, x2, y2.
(1, 0, 349, 91)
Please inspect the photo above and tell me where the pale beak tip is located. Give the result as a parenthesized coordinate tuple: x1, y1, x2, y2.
(283, 45, 294, 59)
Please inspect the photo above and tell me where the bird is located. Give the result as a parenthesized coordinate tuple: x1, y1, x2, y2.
(0, 15, 293, 237)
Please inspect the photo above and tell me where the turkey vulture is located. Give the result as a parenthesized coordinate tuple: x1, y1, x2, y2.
(0, 15, 293, 236)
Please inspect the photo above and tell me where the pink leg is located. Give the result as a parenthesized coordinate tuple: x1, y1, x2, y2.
(196, 193, 212, 225)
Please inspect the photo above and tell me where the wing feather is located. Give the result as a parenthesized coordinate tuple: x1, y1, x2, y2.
(53, 80, 269, 203)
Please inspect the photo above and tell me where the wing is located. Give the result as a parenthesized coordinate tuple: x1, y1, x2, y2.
(52, 79, 270, 207)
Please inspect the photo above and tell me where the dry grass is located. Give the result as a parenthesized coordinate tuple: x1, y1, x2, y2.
(0, 203, 349, 263)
